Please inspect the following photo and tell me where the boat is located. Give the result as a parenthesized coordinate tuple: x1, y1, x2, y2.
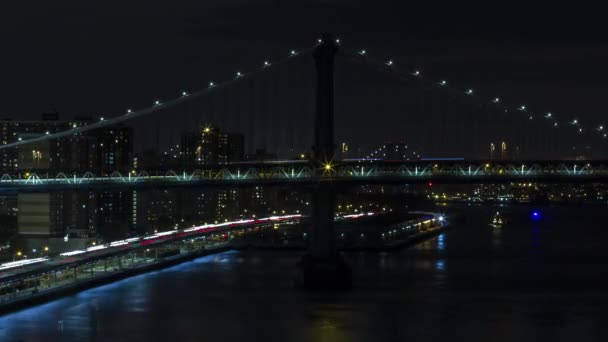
(489, 211, 505, 228)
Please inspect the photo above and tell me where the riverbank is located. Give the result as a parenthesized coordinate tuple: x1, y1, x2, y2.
(0, 213, 450, 315)
(234, 224, 450, 252)
(0, 244, 232, 316)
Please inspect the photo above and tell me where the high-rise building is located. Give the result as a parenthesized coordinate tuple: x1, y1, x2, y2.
(218, 132, 244, 164)
(0, 115, 71, 172)
(2, 114, 133, 239)
(0, 194, 17, 237)
(180, 131, 200, 168)
(136, 190, 178, 233)
(0, 115, 133, 174)
(200, 126, 219, 165)
(97, 126, 133, 175)
(181, 126, 245, 166)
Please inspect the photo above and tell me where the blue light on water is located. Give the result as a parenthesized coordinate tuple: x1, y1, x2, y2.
(531, 211, 541, 220)
(435, 260, 445, 271)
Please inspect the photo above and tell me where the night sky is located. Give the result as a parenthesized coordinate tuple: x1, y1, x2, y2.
(1, 2, 606, 157)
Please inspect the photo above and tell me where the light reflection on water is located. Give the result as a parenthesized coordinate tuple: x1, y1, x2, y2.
(2, 206, 608, 341)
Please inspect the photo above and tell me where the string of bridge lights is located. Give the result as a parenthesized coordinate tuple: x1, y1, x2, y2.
(0, 45, 315, 151)
(342, 46, 608, 143)
(365, 144, 421, 160)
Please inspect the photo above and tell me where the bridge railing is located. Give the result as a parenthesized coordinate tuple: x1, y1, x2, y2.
(1, 161, 608, 186)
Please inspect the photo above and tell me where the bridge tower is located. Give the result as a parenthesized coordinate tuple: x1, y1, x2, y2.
(296, 34, 352, 290)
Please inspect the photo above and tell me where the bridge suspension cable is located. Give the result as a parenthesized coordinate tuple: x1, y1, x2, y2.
(340, 47, 608, 147)
(0, 45, 315, 151)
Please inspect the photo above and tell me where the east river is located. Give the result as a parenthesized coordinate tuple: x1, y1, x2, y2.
(1, 204, 608, 341)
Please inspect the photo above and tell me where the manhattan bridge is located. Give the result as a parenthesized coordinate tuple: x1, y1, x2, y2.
(0, 34, 607, 291)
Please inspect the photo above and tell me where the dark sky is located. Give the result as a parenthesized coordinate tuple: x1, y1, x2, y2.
(1, 1, 606, 157)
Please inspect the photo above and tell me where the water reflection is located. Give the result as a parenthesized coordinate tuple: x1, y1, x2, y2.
(491, 226, 502, 249)
(4, 205, 608, 340)
(436, 234, 445, 251)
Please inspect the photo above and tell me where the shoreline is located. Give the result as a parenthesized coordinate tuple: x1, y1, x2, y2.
(0, 222, 449, 316)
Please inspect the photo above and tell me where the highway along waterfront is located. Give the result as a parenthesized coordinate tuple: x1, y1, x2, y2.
(0, 211, 446, 315)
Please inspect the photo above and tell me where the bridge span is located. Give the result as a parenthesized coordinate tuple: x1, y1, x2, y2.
(2, 159, 608, 192)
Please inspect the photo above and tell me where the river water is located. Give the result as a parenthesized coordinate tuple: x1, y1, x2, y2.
(1, 204, 608, 341)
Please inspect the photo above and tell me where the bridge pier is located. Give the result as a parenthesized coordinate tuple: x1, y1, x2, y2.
(296, 34, 351, 290)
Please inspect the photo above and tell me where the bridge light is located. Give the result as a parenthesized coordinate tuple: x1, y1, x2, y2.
(236, 72, 242, 78)
(571, 119, 578, 125)
(519, 105, 526, 111)
(127, 109, 132, 114)
(264, 61, 271, 67)
(154, 100, 161, 105)
(545, 112, 552, 118)
(359, 50, 366, 55)
(72, 123, 77, 128)
(386, 60, 393, 66)
(413, 70, 420, 76)
(529, 115, 534, 120)
(598, 125, 604, 131)
(466, 89, 473, 95)
(578, 128, 583, 133)
(182, 91, 188, 96)
(100, 117, 105, 121)
(335, 38, 340, 44)
(604, 133, 607, 138)
(439, 80, 447, 86)
(492, 97, 500, 103)
(317, 38, 322, 44)
(322, 162, 335, 173)
(290, 50, 297, 56)
(209, 82, 215, 87)
(45, 131, 49, 135)
(554, 122, 559, 127)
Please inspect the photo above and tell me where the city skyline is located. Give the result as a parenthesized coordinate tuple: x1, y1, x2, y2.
(1, 3, 608, 340)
